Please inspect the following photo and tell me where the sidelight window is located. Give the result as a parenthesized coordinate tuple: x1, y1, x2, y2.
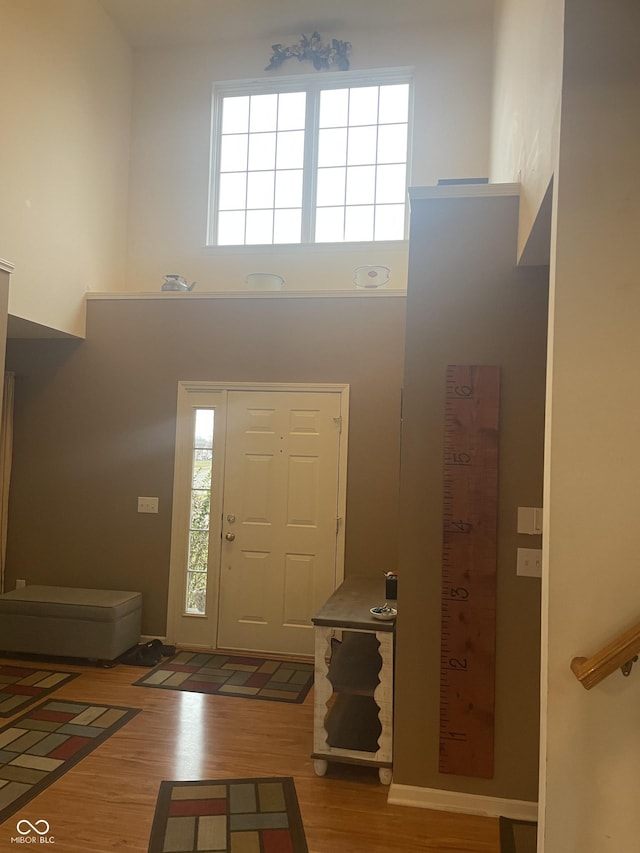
(185, 408, 214, 615)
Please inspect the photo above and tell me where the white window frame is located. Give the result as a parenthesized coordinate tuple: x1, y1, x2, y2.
(207, 66, 414, 247)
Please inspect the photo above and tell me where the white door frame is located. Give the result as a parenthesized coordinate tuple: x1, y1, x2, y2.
(166, 381, 349, 651)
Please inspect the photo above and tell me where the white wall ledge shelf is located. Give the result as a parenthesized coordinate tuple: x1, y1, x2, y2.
(409, 182, 521, 201)
(86, 290, 407, 301)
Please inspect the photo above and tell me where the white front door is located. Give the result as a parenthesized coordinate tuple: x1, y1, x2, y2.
(167, 383, 347, 657)
(217, 390, 342, 656)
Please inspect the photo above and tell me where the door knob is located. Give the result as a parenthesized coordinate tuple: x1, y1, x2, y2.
(225, 532, 236, 541)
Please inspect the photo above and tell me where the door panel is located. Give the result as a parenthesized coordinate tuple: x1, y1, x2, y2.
(217, 390, 341, 655)
(242, 454, 275, 524)
(286, 456, 320, 525)
(230, 550, 270, 624)
(283, 554, 316, 626)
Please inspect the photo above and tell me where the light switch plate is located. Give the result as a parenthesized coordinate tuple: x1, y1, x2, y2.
(138, 496, 159, 514)
(517, 547, 542, 578)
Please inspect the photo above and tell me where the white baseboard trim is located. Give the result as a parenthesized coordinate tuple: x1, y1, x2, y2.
(387, 784, 538, 822)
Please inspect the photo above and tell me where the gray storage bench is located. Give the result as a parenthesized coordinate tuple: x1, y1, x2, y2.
(0, 585, 142, 662)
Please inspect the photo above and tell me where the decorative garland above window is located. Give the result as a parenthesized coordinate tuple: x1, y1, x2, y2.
(265, 32, 351, 72)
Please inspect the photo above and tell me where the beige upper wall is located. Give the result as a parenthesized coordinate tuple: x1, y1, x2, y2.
(490, 0, 563, 260)
(0, 2, 493, 332)
(540, 2, 640, 850)
(0, 0, 132, 337)
(124, 18, 493, 293)
(99, 0, 494, 49)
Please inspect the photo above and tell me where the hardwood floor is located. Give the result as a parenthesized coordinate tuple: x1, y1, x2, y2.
(0, 655, 500, 852)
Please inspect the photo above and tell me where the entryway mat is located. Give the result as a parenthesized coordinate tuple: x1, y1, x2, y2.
(148, 777, 308, 853)
(133, 651, 314, 703)
(499, 817, 538, 853)
(0, 699, 140, 824)
(0, 665, 79, 717)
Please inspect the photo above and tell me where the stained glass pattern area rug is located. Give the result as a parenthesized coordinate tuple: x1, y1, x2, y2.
(148, 777, 309, 853)
(134, 652, 314, 704)
(0, 665, 79, 717)
(0, 699, 140, 824)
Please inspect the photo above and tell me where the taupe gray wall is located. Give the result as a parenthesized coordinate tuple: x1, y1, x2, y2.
(6, 245, 546, 804)
(394, 194, 548, 801)
(5, 295, 405, 635)
(0, 269, 10, 382)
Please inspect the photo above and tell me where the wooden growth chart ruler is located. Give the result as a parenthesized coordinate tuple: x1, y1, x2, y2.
(439, 364, 500, 779)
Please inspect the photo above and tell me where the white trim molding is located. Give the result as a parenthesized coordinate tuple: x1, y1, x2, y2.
(409, 182, 521, 201)
(387, 784, 538, 822)
(0, 259, 15, 274)
(86, 290, 406, 301)
(216, 66, 415, 95)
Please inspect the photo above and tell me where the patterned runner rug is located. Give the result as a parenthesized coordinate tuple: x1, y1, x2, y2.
(0, 665, 79, 718)
(148, 777, 308, 853)
(134, 651, 314, 704)
(0, 699, 140, 824)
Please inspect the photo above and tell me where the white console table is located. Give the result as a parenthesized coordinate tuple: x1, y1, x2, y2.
(311, 575, 395, 784)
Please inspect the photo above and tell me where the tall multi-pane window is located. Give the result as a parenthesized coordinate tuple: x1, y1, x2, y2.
(216, 91, 307, 245)
(185, 409, 214, 615)
(315, 83, 409, 242)
(210, 69, 412, 246)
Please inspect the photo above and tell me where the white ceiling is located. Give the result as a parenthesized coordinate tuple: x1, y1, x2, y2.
(97, 0, 494, 48)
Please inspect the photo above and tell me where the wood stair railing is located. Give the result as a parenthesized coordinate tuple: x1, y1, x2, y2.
(571, 621, 640, 689)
